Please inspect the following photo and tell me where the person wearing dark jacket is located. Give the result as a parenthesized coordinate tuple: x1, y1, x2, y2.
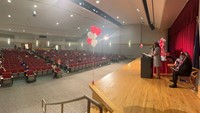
(169, 52, 192, 88)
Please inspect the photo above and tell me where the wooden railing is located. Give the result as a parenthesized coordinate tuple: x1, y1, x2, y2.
(42, 95, 103, 113)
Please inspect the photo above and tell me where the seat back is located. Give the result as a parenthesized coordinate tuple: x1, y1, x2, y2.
(2, 72, 12, 78)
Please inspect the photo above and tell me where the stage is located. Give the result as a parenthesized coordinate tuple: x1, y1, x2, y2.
(89, 58, 200, 113)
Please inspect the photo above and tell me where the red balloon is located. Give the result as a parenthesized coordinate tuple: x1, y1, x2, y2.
(90, 25, 101, 36)
(90, 26, 96, 34)
(86, 38, 92, 45)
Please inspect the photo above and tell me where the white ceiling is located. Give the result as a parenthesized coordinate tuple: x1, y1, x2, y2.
(0, 0, 188, 37)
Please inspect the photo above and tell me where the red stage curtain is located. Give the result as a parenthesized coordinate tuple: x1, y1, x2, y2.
(168, 0, 199, 59)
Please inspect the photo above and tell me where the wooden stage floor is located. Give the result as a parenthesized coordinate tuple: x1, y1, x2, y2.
(90, 58, 200, 113)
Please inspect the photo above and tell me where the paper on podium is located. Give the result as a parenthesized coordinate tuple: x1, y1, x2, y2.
(142, 53, 152, 58)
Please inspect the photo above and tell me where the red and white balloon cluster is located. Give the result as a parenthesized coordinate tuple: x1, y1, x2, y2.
(86, 26, 101, 47)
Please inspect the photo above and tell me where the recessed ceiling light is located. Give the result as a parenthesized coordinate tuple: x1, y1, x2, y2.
(117, 16, 119, 19)
(8, 15, 11, 18)
(70, 14, 74, 18)
(140, 17, 143, 20)
(93, 9, 96, 12)
(7, 0, 11, 3)
(78, 27, 80, 30)
(79, 2, 82, 5)
(56, 22, 59, 25)
(123, 21, 125, 24)
(102, 25, 104, 28)
(96, 0, 100, 4)
(46, 32, 49, 34)
(8, 28, 11, 31)
(34, 5, 37, 8)
(23, 30, 25, 32)
(137, 9, 140, 12)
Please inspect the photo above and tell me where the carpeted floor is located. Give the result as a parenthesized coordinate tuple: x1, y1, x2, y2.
(0, 60, 131, 113)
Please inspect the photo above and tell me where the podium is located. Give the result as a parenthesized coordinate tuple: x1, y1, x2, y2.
(141, 53, 153, 78)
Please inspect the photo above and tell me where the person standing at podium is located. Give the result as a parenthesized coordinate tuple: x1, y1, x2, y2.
(152, 42, 161, 79)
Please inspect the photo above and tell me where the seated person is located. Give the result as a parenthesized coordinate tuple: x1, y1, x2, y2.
(169, 52, 192, 88)
(52, 64, 58, 78)
(0, 64, 6, 76)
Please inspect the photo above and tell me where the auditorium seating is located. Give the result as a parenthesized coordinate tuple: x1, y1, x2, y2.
(1, 72, 13, 86)
(25, 70, 36, 83)
(33, 49, 125, 73)
(1, 49, 51, 79)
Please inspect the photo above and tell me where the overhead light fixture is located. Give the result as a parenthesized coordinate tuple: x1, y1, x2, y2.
(117, 16, 119, 19)
(23, 30, 25, 32)
(8, 15, 11, 18)
(102, 25, 104, 28)
(86, 29, 89, 31)
(93, 9, 96, 12)
(70, 14, 74, 17)
(96, 0, 100, 4)
(123, 21, 125, 24)
(78, 27, 80, 30)
(81, 42, 83, 47)
(137, 9, 140, 12)
(56, 22, 59, 25)
(79, 2, 82, 5)
(7, 0, 11, 3)
(34, 5, 37, 8)
(46, 32, 49, 34)
(8, 28, 11, 31)
(68, 42, 71, 47)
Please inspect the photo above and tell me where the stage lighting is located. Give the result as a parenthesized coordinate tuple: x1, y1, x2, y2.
(104, 36, 109, 40)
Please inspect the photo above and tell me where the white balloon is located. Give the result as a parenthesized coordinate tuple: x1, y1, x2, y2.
(87, 32, 93, 38)
(87, 32, 97, 40)
(91, 39, 98, 47)
(91, 33, 97, 40)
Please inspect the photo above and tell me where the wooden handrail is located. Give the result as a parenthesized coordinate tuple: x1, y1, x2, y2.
(42, 95, 103, 113)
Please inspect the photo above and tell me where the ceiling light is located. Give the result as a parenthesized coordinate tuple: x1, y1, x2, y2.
(70, 14, 74, 17)
(79, 2, 82, 5)
(102, 25, 104, 28)
(140, 17, 143, 20)
(123, 21, 125, 24)
(8, 28, 11, 31)
(7, 0, 11, 3)
(117, 16, 119, 19)
(78, 27, 80, 30)
(96, 0, 100, 4)
(34, 5, 37, 8)
(137, 9, 140, 12)
(8, 15, 11, 18)
(46, 32, 49, 34)
(86, 29, 89, 31)
(56, 22, 59, 25)
(93, 9, 96, 12)
(23, 30, 25, 32)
